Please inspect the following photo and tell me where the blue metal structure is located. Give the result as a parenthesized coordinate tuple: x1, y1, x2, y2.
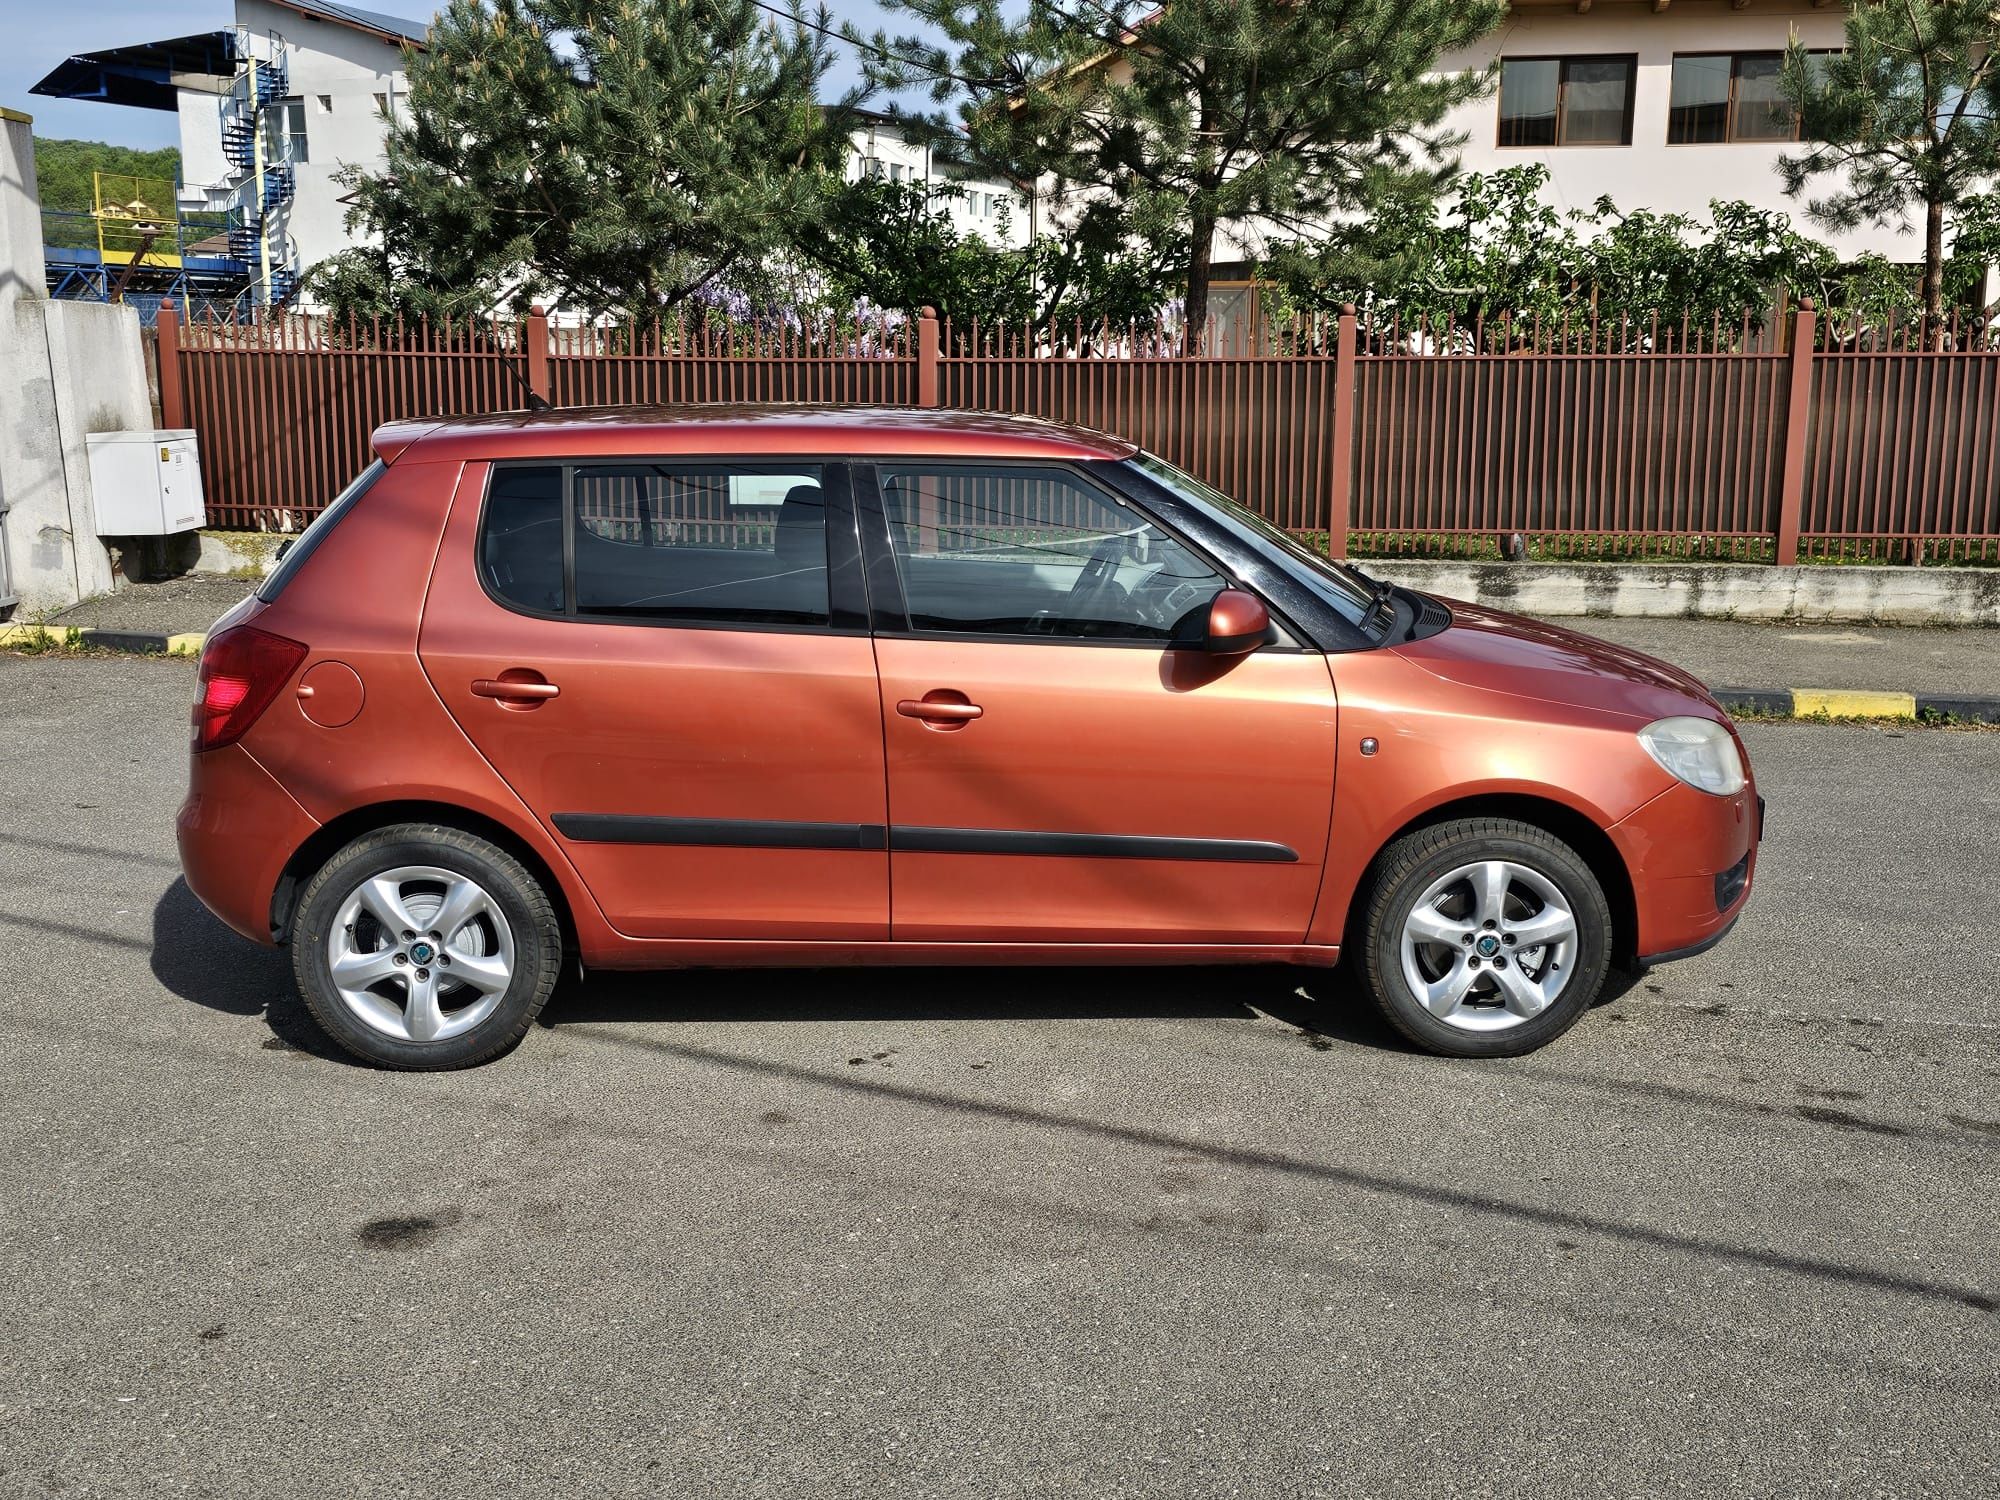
(32, 27, 299, 316)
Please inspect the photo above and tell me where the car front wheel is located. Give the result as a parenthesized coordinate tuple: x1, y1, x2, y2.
(1357, 817, 1612, 1058)
(290, 824, 563, 1070)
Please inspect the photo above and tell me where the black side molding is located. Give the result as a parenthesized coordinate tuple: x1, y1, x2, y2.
(890, 826, 1297, 863)
(553, 814, 887, 851)
(552, 814, 1298, 864)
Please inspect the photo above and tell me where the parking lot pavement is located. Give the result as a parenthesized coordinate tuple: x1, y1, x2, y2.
(1533, 614, 2000, 699)
(1, 654, 1995, 1499)
(48, 575, 257, 637)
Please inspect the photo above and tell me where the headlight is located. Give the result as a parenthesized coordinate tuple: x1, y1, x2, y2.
(1637, 716, 1746, 796)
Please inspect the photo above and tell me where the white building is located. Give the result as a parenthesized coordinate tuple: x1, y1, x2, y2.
(33, 0, 426, 306)
(847, 110, 1032, 249)
(1042, 0, 1923, 315)
(1440, 0, 1911, 261)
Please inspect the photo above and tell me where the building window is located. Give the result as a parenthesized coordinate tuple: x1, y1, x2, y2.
(1668, 52, 1827, 144)
(264, 96, 308, 163)
(1498, 56, 1636, 147)
(316, 94, 333, 113)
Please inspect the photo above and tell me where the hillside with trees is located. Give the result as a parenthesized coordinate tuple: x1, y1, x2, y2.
(34, 137, 182, 251)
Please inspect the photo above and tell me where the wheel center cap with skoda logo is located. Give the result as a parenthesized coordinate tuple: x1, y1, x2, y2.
(1475, 935, 1502, 957)
(409, 941, 436, 964)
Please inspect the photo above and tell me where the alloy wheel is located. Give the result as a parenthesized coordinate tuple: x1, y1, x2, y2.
(1397, 859, 1578, 1033)
(325, 865, 516, 1043)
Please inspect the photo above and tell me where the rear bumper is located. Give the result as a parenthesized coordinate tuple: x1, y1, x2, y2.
(1612, 781, 1760, 967)
(176, 744, 320, 946)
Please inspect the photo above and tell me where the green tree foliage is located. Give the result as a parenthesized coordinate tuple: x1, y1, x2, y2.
(802, 178, 1179, 329)
(853, 0, 1505, 347)
(809, 178, 1035, 324)
(308, 0, 855, 325)
(1943, 192, 2000, 327)
(1780, 0, 2000, 343)
(33, 138, 182, 252)
(1265, 165, 1888, 347)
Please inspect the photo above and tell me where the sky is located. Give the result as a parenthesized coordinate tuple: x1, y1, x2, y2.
(1, 0, 911, 150)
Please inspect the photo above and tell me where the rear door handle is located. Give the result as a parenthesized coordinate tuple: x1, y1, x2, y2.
(472, 676, 560, 703)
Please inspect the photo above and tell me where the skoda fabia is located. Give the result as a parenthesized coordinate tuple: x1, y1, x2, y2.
(178, 406, 1759, 1069)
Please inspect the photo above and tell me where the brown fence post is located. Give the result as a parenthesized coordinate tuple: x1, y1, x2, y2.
(1326, 304, 1358, 559)
(157, 300, 186, 429)
(525, 305, 551, 405)
(1774, 298, 1815, 567)
(916, 305, 940, 408)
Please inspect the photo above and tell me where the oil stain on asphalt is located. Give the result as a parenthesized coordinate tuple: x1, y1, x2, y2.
(356, 1207, 464, 1250)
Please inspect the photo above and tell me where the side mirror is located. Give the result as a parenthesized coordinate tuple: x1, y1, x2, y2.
(1201, 589, 1271, 655)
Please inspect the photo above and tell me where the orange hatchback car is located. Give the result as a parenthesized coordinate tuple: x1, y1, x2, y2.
(178, 406, 1759, 1069)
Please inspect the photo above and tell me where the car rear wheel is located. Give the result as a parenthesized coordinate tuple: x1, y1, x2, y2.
(1357, 818, 1612, 1058)
(290, 824, 562, 1070)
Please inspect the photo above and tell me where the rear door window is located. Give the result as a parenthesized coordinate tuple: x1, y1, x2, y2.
(480, 461, 830, 628)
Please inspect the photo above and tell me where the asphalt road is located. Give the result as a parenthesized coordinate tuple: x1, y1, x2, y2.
(1, 655, 1996, 1499)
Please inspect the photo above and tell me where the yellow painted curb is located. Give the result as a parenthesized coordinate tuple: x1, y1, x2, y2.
(166, 632, 206, 657)
(1791, 688, 1917, 719)
(0, 623, 79, 649)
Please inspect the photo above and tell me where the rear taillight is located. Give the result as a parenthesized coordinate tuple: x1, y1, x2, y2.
(193, 625, 308, 751)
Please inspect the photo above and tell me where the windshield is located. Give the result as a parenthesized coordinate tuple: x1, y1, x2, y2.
(1127, 451, 1378, 626)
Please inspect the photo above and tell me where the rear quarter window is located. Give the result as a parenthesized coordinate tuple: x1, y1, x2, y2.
(255, 461, 387, 602)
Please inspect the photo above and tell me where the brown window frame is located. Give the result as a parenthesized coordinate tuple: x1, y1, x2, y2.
(1496, 54, 1638, 150)
(1666, 50, 1840, 146)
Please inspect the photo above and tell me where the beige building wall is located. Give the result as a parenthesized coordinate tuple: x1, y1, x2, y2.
(1037, 1, 1924, 273)
(1442, 0, 1913, 260)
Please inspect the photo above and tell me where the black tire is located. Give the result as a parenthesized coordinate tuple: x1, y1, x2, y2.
(290, 823, 563, 1070)
(1355, 817, 1612, 1059)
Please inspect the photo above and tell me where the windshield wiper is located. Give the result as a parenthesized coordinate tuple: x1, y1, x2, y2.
(1359, 572, 1398, 635)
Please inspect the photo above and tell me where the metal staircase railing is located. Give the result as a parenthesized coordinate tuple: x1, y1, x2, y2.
(215, 35, 299, 300)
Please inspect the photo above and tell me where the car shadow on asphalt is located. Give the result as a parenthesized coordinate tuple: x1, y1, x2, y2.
(149, 876, 1412, 1057)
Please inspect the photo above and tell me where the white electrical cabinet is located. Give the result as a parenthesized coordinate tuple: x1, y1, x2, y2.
(86, 430, 206, 536)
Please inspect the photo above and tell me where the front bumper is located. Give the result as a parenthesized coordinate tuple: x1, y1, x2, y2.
(176, 743, 321, 946)
(1612, 781, 1761, 966)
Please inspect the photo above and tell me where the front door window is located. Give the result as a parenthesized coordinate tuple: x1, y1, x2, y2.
(876, 463, 1227, 642)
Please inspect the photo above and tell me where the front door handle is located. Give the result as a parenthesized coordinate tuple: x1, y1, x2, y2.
(472, 672, 560, 708)
(897, 691, 983, 729)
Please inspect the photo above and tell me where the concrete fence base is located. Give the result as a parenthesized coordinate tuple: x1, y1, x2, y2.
(1366, 561, 2000, 627)
(178, 531, 2000, 627)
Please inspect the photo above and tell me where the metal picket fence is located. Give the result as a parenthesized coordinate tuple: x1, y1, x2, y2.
(157, 301, 2000, 564)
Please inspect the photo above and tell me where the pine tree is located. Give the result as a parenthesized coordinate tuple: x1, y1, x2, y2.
(1780, 1, 2000, 344)
(316, 0, 854, 323)
(851, 0, 1505, 347)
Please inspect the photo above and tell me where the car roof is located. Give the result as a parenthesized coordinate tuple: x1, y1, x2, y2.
(373, 405, 1137, 465)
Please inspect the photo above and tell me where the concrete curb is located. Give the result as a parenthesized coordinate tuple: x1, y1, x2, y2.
(0, 623, 204, 656)
(4, 626, 1993, 722)
(1711, 687, 2000, 723)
